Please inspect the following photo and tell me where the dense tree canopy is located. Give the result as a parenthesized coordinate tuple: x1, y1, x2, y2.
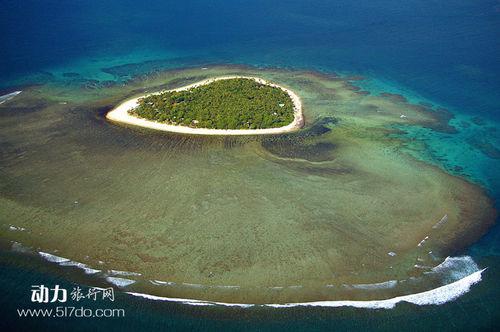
(130, 78, 295, 129)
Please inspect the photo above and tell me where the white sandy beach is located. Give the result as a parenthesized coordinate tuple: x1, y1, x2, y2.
(106, 76, 304, 135)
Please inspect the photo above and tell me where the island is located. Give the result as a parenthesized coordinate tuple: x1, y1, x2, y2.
(106, 76, 304, 135)
(2, 65, 496, 304)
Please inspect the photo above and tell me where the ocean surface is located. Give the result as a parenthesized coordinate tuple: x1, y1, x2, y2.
(1, 0, 499, 330)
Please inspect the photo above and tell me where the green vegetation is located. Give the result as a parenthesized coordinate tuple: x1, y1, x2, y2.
(130, 78, 295, 129)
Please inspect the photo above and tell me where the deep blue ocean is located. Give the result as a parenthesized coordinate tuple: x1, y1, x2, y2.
(1, 0, 499, 330)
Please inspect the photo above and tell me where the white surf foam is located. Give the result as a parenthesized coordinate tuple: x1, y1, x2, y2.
(426, 256, 479, 282)
(106, 276, 136, 287)
(126, 268, 485, 310)
(268, 269, 485, 309)
(417, 236, 429, 247)
(151, 280, 176, 286)
(11, 241, 30, 253)
(35, 250, 484, 310)
(109, 269, 142, 277)
(38, 252, 100, 274)
(431, 256, 478, 273)
(182, 282, 204, 288)
(0, 91, 21, 104)
(215, 285, 240, 289)
(348, 280, 398, 290)
(433, 214, 448, 229)
(126, 292, 253, 308)
(39, 251, 70, 263)
(59, 261, 101, 274)
(9, 225, 26, 231)
(288, 285, 303, 289)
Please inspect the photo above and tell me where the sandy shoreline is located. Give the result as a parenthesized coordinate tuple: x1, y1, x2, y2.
(106, 76, 304, 135)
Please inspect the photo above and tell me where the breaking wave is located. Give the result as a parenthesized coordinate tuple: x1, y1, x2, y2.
(32, 246, 485, 309)
(0, 91, 21, 104)
(127, 256, 484, 309)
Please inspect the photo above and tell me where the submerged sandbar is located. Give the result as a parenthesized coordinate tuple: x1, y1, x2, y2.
(106, 76, 304, 135)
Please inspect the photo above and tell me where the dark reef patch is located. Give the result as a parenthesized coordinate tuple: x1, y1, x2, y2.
(80, 79, 117, 90)
(467, 136, 500, 159)
(345, 85, 361, 92)
(459, 120, 471, 129)
(101, 57, 211, 79)
(471, 116, 486, 126)
(162, 76, 209, 90)
(419, 101, 434, 108)
(261, 117, 338, 162)
(297, 116, 338, 138)
(343, 75, 365, 81)
(262, 140, 336, 162)
(380, 92, 408, 103)
(96, 105, 115, 119)
(427, 107, 458, 134)
(417, 106, 458, 134)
